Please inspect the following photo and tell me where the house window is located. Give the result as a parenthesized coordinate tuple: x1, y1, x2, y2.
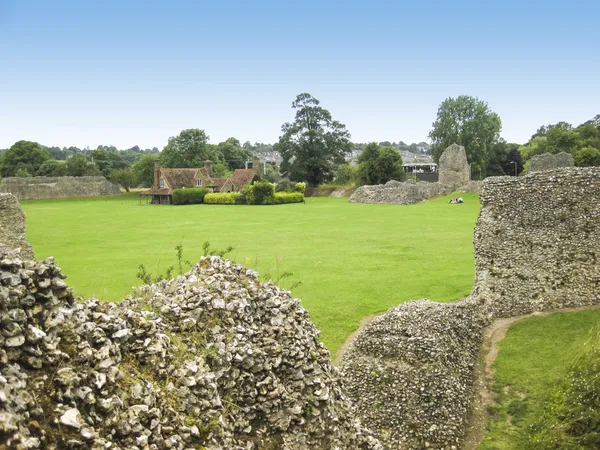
(159, 177, 165, 188)
(196, 179, 202, 187)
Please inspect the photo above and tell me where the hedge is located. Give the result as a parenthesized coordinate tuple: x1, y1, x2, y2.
(273, 192, 304, 204)
(172, 187, 210, 205)
(204, 193, 245, 204)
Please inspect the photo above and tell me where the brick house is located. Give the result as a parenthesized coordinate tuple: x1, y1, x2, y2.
(141, 161, 256, 204)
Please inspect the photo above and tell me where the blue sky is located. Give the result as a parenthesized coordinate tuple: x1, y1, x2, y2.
(1, 0, 598, 150)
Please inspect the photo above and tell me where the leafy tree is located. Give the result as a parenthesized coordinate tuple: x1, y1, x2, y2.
(574, 147, 600, 167)
(518, 136, 549, 160)
(109, 169, 134, 192)
(66, 154, 100, 176)
(161, 129, 222, 168)
(131, 154, 160, 187)
(334, 163, 358, 185)
(502, 147, 525, 176)
(0, 140, 52, 177)
(15, 167, 32, 177)
(486, 140, 508, 176)
(217, 137, 252, 171)
(45, 146, 69, 160)
(275, 93, 352, 186)
(37, 159, 68, 177)
(357, 143, 404, 185)
(90, 149, 129, 177)
(429, 95, 502, 177)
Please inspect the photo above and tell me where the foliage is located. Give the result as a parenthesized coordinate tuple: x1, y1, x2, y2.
(525, 329, 600, 449)
(502, 147, 525, 176)
(131, 154, 160, 187)
(574, 147, 600, 167)
(109, 169, 134, 192)
(275, 179, 295, 193)
(203, 192, 245, 204)
(334, 163, 358, 185)
(0, 140, 52, 177)
(249, 180, 275, 204)
(15, 167, 32, 177)
(65, 154, 101, 176)
(172, 187, 211, 205)
(429, 95, 502, 178)
(90, 148, 129, 177)
(161, 129, 222, 168)
(217, 137, 252, 171)
(357, 143, 404, 185)
(136, 243, 192, 285)
(273, 192, 304, 204)
(275, 93, 352, 187)
(295, 182, 306, 194)
(486, 140, 509, 176)
(201, 240, 235, 258)
(520, 117, 600, 163)
(37, 159, 68, 177)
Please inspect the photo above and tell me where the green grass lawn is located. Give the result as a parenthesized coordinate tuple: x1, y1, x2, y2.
(21, 192, 479, 353)
(480, 309, 600, 449)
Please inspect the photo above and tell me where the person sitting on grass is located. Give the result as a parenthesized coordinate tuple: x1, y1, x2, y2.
(457, 197, 464, 203)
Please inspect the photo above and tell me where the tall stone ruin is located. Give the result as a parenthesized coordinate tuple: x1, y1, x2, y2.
(438, 143, 470, 191)
(0, 193, 35, 259)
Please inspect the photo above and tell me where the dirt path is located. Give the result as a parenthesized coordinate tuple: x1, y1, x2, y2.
(334, 314, 377, 364)
(462, 304, 600, 450)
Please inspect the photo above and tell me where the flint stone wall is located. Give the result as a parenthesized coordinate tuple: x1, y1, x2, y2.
(0, 194, 34, 259)
(438, 144, 470, 191)
(528, 152, 574, 173)
(349, 179, 450, 205)
(472, 167, 600, 317)
(0, 176, 121, 200)
(0, 250, 380, 450)
(343, 167, 600, 449)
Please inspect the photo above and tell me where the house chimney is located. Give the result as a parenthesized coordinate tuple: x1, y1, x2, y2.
(154, 160, 161, 188)
(204, 160, 213, 177)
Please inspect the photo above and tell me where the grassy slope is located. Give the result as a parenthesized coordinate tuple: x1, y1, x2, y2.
(22, 192, 479, 353)
(480, 309, 600, 450)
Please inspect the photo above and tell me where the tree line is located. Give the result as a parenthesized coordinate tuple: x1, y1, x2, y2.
(1, 93, 598, 190)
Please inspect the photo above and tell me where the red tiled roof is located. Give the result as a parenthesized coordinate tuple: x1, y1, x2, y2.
(232, 169, 255, 190)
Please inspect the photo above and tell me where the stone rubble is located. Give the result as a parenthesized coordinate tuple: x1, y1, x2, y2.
(0, 176, 121, 201)
(0, 249, 381, 449)
(0, 194, 35, 259)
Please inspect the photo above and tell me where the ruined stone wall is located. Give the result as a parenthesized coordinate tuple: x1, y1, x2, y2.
(0, 251, 381, 450)
(528, 152, 574, 173)
(438, 143, 470, 190)
(472, 167, 600, 317)
(343, 167, 600, 449)
(0, 176, 121, 200)
(0, 194, 34, 259)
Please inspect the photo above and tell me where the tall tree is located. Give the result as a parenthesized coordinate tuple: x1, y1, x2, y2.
(502, 147, 525, 176)
(217, 137, 252, 171)
(0, 140, 53, 177)
(275, 93, 352, 186)
(357, 143, 404, 185)
(161, 129, 222, 168)
(131, 154, 160, 187)
(429, 95, 502, 177)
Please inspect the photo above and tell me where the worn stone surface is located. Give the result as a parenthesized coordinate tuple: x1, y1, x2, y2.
(0, 194, 34, 259)
(0, 249, 380, 449)
(528, 152, 574, 173)
(456, 181, 483, 194)
(0, 176, 121, 200)
(343, 167, 600, 449)
(342, 300, 484, 450)
(438, 144, 470, 191)
(472, 167, 600, 318)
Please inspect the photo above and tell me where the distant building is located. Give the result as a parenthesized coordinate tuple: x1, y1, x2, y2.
(141, 161, 256, 204)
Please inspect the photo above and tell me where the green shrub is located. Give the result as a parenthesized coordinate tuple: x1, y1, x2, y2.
(275, 179, 295, 192)
(295, 182, 306, 194)
(172, 187, 211, 205)
(204, 193, 245, 204)
(251, 180, 276, 204)
(273, 192, 304, 204)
